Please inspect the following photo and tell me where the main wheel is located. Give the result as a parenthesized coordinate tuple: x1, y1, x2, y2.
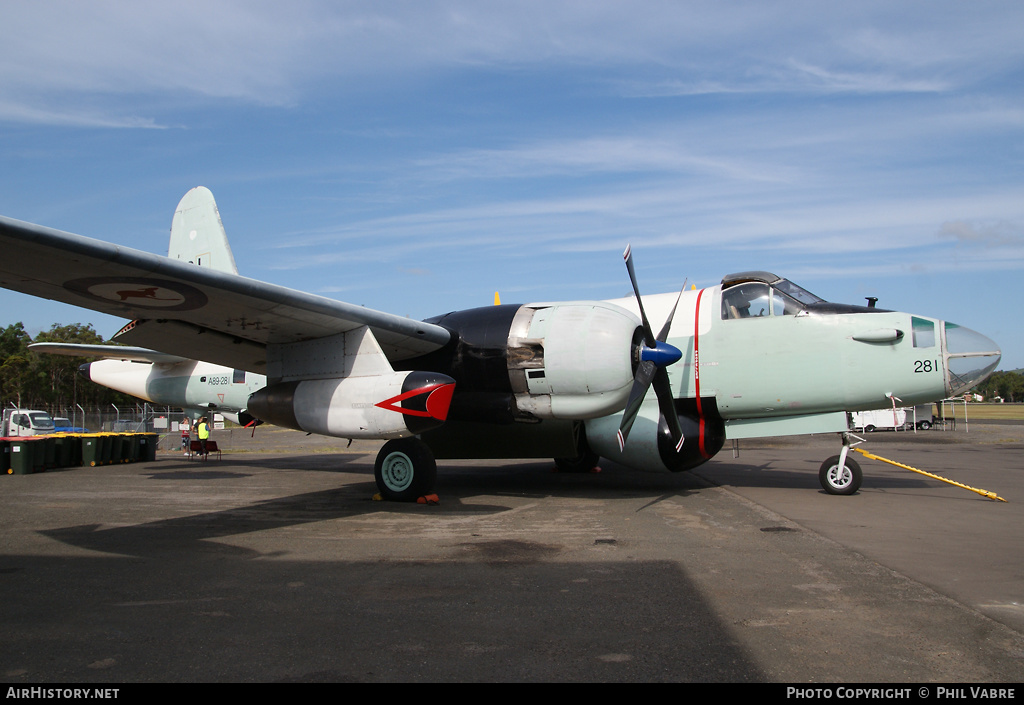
(374, 438, 437, 502)
(555, 421, 600, 473)
(819, 455, 862, 495)
(554, 449, 600, 473)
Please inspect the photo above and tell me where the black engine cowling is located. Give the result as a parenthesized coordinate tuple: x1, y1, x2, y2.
(401, 301, 640, 423)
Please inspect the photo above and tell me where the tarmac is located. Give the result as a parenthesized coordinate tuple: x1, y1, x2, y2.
(1, 422, 1023, 683)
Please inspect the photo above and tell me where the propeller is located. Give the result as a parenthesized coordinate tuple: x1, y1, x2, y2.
(617, 244, 686, 453)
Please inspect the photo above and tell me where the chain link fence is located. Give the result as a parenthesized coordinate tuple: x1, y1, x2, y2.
(17, 404, 188, 450)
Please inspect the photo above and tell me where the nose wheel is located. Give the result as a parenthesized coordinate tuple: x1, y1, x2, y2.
(819, 432, 864, 495)
(819, 455, 862, 495)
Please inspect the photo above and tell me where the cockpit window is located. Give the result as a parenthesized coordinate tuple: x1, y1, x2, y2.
(722, 277, 829, 320)
(773, 279, 823, 306)
(912, 317, 935, 348)
(722, 274, 890, 318)
(722, 283, 772, 319)
(771, 289, 804, 316)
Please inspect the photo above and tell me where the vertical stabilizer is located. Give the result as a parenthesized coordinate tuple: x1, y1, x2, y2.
(169, 186, 239, 274)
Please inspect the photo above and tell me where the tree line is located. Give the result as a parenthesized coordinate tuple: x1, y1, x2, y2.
(975, 369, 1024, 403)
(0, 322, 135, 411)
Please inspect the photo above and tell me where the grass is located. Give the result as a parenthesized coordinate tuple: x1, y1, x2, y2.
(957, 404, 1024, 420)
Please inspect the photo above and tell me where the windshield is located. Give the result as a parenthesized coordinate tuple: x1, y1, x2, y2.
(773, 279, 823, 305)
(29, 413, 54, 429)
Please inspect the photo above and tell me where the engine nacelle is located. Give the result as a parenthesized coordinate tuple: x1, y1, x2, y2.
(220, 411, 261, 428)
(585, 399, 726, 473)
(417, 301, 640, 423)
(507, 301, 638, 419)
(80, 359, 155, 402)
(247, 370, 455, 439)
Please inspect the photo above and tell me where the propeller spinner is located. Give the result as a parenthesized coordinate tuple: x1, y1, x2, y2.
(617, 244, 686, 453)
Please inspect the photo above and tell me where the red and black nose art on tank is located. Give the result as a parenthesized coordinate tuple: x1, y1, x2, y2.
(375, 371, 456, 435)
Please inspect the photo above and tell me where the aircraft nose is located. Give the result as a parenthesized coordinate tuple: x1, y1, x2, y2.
(944, 322, 1001, 396)
(78, 362, 92, 382)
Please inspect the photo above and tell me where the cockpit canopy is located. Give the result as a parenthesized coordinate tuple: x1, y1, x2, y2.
(720, 271, 881, 319)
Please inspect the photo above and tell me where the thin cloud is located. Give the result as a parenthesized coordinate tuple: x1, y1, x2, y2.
(0, 99, 166, 129)
(3, 2, 1022, 125)
(939, 220, 1024, 248)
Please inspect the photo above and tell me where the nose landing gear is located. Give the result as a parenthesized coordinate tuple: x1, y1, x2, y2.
(820, 432, 864, 495)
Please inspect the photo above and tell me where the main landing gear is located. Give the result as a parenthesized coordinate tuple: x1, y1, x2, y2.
(819, 432, 863, 495)
(554, 448, 600, 473)
(374, 437, 437, 502)
(553, 421, 601, 473)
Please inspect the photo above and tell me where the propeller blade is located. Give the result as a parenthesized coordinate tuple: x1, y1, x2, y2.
(655, 285, 685, 342)
(623, 244, 656, 347)
(653, 368, 685, 452)
(618, 244, 686, 454)
(616, 359, 656, 451)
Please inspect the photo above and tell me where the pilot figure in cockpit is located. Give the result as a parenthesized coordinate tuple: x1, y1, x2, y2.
(722, 287, 752, 319)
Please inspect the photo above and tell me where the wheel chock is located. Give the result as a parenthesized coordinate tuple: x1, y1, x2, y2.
(371, 492, 439, 504)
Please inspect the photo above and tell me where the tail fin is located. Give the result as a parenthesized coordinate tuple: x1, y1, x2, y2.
(169, 186, 239, 274)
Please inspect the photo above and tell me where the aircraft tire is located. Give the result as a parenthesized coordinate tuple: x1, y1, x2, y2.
(374, 438, 437, 502)
(554, 449, 600, 473)
(819, 455, 862, 495)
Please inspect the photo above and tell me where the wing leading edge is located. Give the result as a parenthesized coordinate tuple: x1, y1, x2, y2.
(0, 214, 451, 373)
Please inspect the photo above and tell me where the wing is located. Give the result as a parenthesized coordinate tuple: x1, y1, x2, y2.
(28, 342, 189, 365)
(0, 216, 451, 373)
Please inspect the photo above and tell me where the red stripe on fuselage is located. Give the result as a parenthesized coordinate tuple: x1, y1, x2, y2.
(693, 288, 710, 459)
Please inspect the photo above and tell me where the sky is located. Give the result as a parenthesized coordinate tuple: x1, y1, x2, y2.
(0, 1, 1021, 369)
